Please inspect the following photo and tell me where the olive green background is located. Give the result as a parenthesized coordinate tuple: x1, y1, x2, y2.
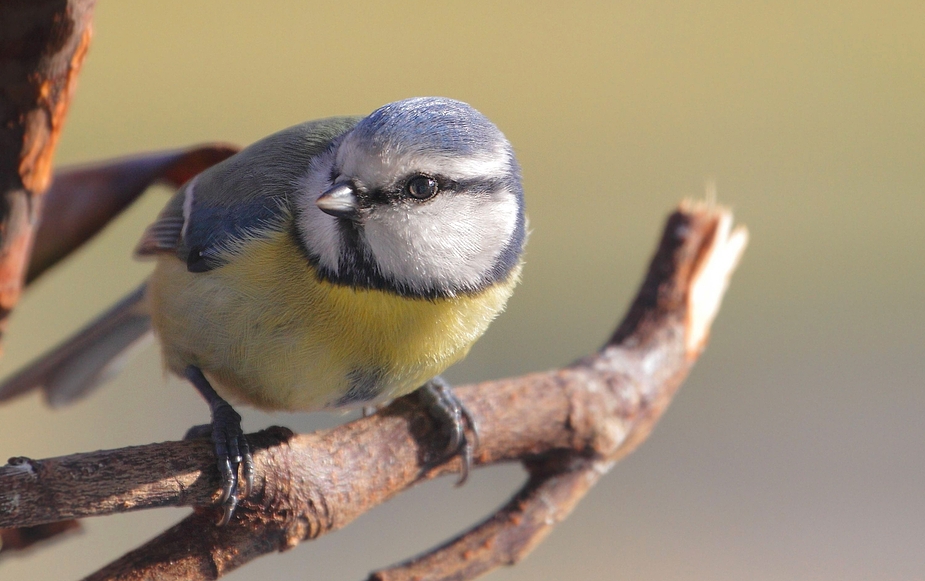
(2, 2, 923, 579)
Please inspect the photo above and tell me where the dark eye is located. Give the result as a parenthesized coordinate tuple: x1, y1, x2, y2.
(405, 175, 438, 200)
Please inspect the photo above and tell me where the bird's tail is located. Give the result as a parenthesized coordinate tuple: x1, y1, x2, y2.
(0, 283, 153, 407)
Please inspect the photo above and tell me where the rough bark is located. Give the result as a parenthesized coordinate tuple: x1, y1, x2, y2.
(0, 0, 96, 334)
(0, 202, 748, 581)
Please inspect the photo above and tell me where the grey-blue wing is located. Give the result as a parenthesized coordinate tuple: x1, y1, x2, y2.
(135, 177, 290, 272)
(136, 115, 361, 271)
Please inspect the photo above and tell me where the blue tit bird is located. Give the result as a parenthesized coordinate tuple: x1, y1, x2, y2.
(0, 97, 526, 523)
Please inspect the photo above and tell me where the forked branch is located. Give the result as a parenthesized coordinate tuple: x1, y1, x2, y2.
(0, 201, 747, 580)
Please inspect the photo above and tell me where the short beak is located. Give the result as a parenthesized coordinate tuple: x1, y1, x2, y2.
(316, 182, 359, 220)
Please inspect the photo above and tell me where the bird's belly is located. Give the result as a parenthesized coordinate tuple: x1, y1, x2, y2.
(146, 234, 520, 412)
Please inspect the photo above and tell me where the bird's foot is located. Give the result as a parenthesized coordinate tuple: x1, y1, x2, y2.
(417, 376, 479, 485)
(184, 366, 254, 525)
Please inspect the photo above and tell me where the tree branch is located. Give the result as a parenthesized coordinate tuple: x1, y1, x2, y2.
(0, 201, 747, 580)
(0, 0, 95, 337)
(369, 456, 606, 581)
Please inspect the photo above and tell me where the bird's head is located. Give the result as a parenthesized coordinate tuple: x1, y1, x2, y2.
(297, 97, 525, 298)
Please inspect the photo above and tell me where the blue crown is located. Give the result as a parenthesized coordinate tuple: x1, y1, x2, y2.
(352, 97, 508, 158)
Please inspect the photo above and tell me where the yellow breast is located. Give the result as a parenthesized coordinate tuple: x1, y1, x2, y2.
(146, 230, 521, 411)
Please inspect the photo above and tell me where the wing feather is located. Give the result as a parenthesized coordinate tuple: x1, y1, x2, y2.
(134, 116, 360, 271)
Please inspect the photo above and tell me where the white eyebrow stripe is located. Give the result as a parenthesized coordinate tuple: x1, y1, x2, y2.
(338, 136, 512, 188)
(414, 153, 510, 182)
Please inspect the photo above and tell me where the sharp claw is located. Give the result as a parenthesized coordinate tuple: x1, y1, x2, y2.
(214, 431, 249, 521)
(217, 494, 238, 527)
(217, 432, 255, 524)
(455, 441, 472, 486)
(462, 407, 480, 451)
(216, 427, 257, 523)
(217, 456, 236, 505)
(419, 378, 479, 484)
(241, 451, 255, 498)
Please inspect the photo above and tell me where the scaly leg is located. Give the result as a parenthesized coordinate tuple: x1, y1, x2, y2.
(184, 365, 254, 525)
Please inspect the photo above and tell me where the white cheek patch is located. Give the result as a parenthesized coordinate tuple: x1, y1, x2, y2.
(294, 149, 343, 274)
(363, 190, 520, 293)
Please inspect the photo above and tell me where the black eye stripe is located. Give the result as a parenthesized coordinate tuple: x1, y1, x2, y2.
(406, 175, 509, 195)
(362, 175, 511, 204)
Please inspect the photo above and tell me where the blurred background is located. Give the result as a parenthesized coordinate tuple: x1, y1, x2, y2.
(2, 2, 923, 579)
